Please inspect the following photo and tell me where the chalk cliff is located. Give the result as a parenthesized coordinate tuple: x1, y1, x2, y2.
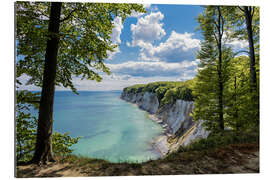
(121, 90, 210, 156)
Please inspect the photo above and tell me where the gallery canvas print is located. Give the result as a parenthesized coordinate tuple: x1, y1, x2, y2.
(15, 0, 260, 177)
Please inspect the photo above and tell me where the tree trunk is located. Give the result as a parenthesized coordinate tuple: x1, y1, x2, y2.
(244, 6, 257, 92)
(234, 76, 240, 130)
(31, 2, 62, 164)
(244, 6, 259, 127)
(217, 6, 224, 131)
(217, 42, 224, 131)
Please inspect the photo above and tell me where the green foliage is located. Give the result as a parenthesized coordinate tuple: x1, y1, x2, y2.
(178, 130, 259, 152)
(16, 2, 146, 93)
(161, 86, 193, 105)
(15, 2, 145, 162)
(194, 6, 260, 133)
(224, 6, 260, 52)
(16, 110, 37, 162)
(223, 55, 259, 130)
(52, 132, 80, 157)
(155, 86, 171, 102)
(123, 81, 195, 106)
(123, 84, 146, 94)
(16, 90, 39, 162)
(16, 90, 80, 162)
(193, 6, 238, 132)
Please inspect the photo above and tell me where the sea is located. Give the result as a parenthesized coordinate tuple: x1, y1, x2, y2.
(34, 91, 163, 163)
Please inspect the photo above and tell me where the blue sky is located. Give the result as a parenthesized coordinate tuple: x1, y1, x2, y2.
(18, 3, 248, 91)
(107, 4, 203, 64)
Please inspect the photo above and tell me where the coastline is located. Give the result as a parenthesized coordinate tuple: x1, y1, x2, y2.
(119, 95, 171, 157)
(148, 114, 171, 157)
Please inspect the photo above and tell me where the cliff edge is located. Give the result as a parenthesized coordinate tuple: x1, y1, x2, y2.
(120, 82, 210, 156)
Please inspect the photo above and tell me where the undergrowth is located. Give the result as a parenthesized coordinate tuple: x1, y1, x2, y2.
(165, 129, 259, 161)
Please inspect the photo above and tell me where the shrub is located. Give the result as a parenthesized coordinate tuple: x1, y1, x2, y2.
(16, 90, 80, 163)
(179, 130, 259, 152)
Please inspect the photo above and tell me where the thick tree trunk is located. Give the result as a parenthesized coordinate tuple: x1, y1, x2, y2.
(31, 2, 62, 164)
(244, 6, 257, 92)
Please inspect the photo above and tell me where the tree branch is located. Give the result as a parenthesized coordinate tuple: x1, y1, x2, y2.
(219, 9, 225, 38)
(60, 8, 78, 22)
(238, 6, 245, 12)
(251, 7, 255, 18)
(213, 32, 219, 46)
(214, 21, 220, 32)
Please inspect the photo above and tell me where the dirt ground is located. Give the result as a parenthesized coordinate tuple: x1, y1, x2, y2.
(16, 143, 259, 177)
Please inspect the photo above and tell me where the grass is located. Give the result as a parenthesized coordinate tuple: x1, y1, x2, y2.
(16, 130, 259, 177)
(57, 129, 258, 167)
(165, 128, 259, 161)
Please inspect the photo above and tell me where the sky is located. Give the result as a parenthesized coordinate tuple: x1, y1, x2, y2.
(18, 3, 248, 91)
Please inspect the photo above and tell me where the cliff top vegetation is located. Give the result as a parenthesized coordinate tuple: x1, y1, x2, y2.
(123, 79, 196, 106)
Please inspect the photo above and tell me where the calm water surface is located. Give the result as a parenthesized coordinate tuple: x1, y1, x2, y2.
(49, 91, 163, 162)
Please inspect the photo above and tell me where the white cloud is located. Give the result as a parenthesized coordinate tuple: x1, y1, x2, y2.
(225, 38, 248, 50)
(16, 74, 41, 91)
(130, 11, 166, 46)
(143, 4, 151, 9)
(223, 31, 249, 51)
(127, 10, 200, 62)
(107, 16, 123, 60)
(129, 4, 152, 18)
(126, 41, 131, 47)
(107, 60, 199, 78)
(17, 59, 199, 92)
(111, 17, 123, 44)
(68, 74, 183, 91)
(107, 46, 120, 60)
(138, 31, 201, 62)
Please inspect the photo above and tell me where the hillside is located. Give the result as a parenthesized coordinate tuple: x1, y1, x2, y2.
(17, 142, 259, 177)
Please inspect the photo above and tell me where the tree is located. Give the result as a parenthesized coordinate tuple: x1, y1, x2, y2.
(239, 6, 259, 92)
(194, 6, 260, 133)
(224, 55, 255, 131)
(193, 6, 230, 131)
(16, 90, 80, 163)
(223, 6, 259, 90)
(224, 6, 260, 127)
(16, 2, 145, 164)
(31, 2, 62, 163)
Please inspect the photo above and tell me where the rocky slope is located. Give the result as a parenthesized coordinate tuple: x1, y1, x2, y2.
(121, 91, 210, 156)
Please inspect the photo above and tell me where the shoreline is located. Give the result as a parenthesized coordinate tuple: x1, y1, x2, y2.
(148, 114, 172, 157)
(120, 95, 171, 157)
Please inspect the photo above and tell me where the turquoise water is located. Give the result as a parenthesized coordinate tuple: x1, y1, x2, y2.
(51, 91, 163, 162)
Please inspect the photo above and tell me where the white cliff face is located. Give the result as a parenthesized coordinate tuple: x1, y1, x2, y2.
(153, 136, 169, 156)
(181, 120, 210, 146)
(158, 100, 194, 134)
(121, 91, 209, 152)
(121, 92, 159, 114)
(138, 92, 159, 114)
